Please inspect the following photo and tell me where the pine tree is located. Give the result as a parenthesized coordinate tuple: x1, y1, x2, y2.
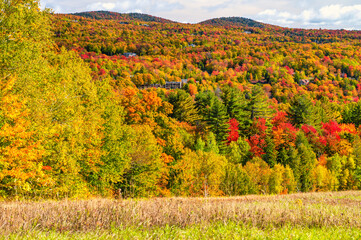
(247, 85, 273, 121)
(296, 132, 317, 192)
(287, 95, 319, 128)
(315, 96, 342, 123)
(168, 89, 200, 125)
(342, 101, 361, 127)
(263, 136, 277, 167)
(195, 91, 216, 119)
(287, 146, 301, 186)
(221, 86, 249, 125)
(206, 98, 229, 145)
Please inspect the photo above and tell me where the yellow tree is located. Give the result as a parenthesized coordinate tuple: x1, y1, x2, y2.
(0, 76, 51, 197)
(173, 149, 227, 196)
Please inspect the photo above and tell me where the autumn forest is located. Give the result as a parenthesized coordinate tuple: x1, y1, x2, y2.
(2, 1, 361, 200)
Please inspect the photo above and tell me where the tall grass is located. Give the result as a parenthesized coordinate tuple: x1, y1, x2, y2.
(3, 224, 361, 240)
(1, 191, 360, 236)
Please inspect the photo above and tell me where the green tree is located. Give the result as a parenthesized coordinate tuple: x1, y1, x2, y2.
(173, 149, 227, 196)
(221, 163, 255, 196)
(263, 136, 277, 167)
(342, 101, 361, 127)
(91, 79, 132, 196)
(246, 85, 273, 121)
(315, 96, 342, 123)
(195, 91, 216, 119)
(194, 137, 206, 151)
(119, 125, 163, 198)
(352, 136, 361, 189)
(206, 98, 229, 145)
(204, 132, 220, 154)
(225, 137, 250, 164)
(287, 146, 301, 190)
(221, 86, 249, 125)
(296, 132, 317, 192)
(0, 0, 51, 82)
(168, 89, 200, 124)
(326, 154, 343, 190)
(287, 95, 319, 128)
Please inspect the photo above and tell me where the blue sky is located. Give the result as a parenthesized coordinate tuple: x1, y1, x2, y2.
(41, 0, 361, 29)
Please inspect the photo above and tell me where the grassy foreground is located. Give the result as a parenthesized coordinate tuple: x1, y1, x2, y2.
(1, 191, 361, 239)
(3, 224, 361, 240)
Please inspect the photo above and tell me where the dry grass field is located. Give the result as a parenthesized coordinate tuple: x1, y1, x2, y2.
(1, 191, 361, 239)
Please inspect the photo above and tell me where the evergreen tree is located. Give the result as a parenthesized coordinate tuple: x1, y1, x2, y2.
(315, 96, 342, 123)
(278, 148, 289, 166)
(287, 146, 301, 187)
(263, 136, 277, 167)
(206, 98, 229, 145)
(288, 95, 319, 128)
(296, 132, 317, 192)
(246, 85, 273, 121)
(221, 86, 249, 125)
(168, 89, 200, 125)
(342, 101, 361, 127)
(195, 91, 216, 119)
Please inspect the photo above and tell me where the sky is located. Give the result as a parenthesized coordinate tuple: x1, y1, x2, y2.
(40, 0, 361, 30)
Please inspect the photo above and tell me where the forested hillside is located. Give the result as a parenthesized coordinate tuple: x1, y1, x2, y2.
(200, 17, 267, 28)
(72, 11, 176, 23)
(2, 0, 361, 199)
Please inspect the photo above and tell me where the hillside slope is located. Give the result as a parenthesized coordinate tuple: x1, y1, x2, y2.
(200, 17, 268, 28)
(72, 11, 176, 23)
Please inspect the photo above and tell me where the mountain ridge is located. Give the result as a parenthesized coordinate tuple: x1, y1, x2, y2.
(199, 16, 269, 28)
(72, 11, 177, 24)
(70, 11, 274, 29)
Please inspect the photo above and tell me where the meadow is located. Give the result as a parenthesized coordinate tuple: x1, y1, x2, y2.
(1, 191, 361, 239)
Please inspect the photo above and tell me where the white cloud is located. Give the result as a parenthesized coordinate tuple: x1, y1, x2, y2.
(84, 0, 182, 13)
(257, 4, 361, 29)
(88, 2, 116, 11)
(259, 9, 277, 16)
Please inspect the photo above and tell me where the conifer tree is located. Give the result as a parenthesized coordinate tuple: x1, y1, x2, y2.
(168, 89, 200, 125)
(263, 136, 277, 167)
(296, 132, 317, 192)
(221, 86, 249, 125)
(195, 91, 216, 119)
(342, 101, 361, 127)
(247, 85, 273, 121)
(287, 146, 301, 186)
(206, 98, 229, 145)
(288, 95, 319, 128)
